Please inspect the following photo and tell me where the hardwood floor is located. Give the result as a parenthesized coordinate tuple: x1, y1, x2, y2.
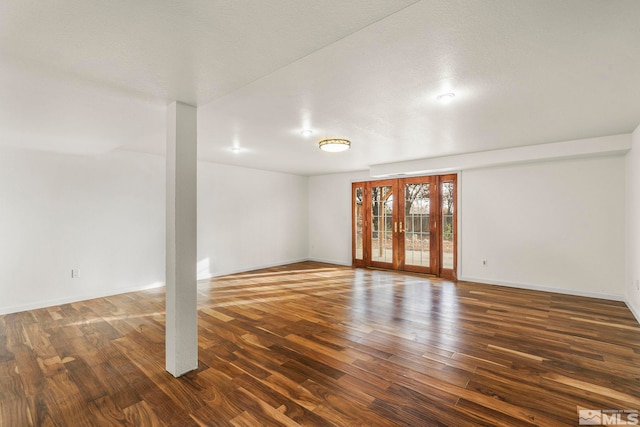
(1, 262, 640, 426)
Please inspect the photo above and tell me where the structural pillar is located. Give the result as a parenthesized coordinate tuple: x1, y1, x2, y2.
(165, 101, 198, 377)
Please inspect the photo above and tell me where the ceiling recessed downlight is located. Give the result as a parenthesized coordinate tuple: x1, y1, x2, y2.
(300, 129, 313, 137)
(231, 146, 241, 153)
(436, 92, 456, 102)
(319, 138, 350, 152)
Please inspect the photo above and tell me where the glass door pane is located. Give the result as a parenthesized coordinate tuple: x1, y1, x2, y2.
(371, 185, 394, 265)
(353, 184, 364, 263)
(404, 182, 430, 268)
(441, 177, 456, 275)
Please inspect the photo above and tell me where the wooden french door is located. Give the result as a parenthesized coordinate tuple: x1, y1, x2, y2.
(352, 174, 457, 279)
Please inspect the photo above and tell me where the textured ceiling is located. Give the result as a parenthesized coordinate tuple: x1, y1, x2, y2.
(1, 0, 639, 175)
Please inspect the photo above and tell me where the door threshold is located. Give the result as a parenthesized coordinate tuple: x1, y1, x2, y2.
(362, 266, 439, 279)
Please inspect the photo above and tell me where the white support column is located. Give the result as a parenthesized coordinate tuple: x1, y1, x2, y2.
(165, 101, 198, 377)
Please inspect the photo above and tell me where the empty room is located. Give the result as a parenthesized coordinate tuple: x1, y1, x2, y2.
(1, 1, 640, 426)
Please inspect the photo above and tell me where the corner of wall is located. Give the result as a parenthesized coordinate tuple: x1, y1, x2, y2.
(626, 297, 640, 325)
(625, 123, 640, 324)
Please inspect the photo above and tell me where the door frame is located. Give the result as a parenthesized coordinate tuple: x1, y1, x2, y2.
(399, 175, 438, 275)
(366, 179, 399, 271)
(352, 174, 457, 278)
(352, 182, 367, 268)
(438, 174, 457, 280)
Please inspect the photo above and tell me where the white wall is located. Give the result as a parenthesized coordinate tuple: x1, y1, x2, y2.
(0, 148, 166, 315)
(626, 125, 640, 320)
(308, 155, 626, 300)
(0, 148, 310, 314)
(197, 163, 308, 278)
(2, 134, 632, 314)
(308, 170, 369, 265)
(461, 156, 625, 299)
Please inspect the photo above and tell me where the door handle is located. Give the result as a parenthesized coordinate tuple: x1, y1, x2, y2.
(394, 222, 398, 233)
(400, 222, 403, 233)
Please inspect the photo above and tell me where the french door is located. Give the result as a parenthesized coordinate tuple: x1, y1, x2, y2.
(352, 174, 457, 279)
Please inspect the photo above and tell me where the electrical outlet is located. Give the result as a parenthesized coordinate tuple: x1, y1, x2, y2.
(71, 269, 80, 279)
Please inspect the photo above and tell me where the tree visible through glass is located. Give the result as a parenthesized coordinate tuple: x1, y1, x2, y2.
(371, 186, 393, 263)
(442, 181, 454, 269)
(354, 187, 363, 260)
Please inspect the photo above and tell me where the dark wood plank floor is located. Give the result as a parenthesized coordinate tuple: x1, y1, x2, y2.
(1, 262, 640, 426)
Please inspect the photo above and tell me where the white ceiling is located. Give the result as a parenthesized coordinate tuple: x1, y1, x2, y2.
(1, 0, 639, 175)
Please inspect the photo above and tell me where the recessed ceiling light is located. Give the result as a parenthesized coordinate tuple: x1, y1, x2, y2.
(231, 147, 241, 153)
(436, 92, 456, 102)
(300, 129, 313, 137)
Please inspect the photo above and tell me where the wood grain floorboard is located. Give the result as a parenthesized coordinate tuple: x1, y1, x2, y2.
(1, 261, 640, 426)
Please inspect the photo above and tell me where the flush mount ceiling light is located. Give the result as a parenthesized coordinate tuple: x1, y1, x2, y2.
(436, 92, 456, 102)
(318, 138, 351, 152)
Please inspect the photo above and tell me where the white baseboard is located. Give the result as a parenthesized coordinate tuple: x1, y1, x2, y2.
(7, 265, 630, 322)
(197, 257, 312, 284)
(1, 258, 323, 315)
(306, 257, 351, 267)
(0, 281, 165, 316)
(458, 276, 625, 302)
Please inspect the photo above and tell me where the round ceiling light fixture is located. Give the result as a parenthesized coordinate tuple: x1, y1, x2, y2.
(300, 129, 313, 137)
(318, 138, 351, 152)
